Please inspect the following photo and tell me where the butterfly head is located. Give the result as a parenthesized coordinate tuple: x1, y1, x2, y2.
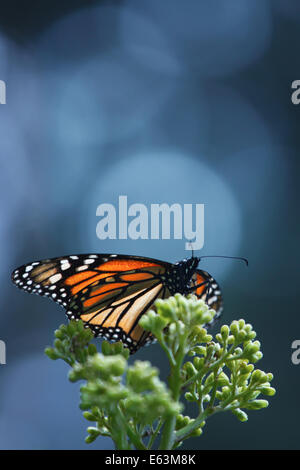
(177, 255, 200, 269)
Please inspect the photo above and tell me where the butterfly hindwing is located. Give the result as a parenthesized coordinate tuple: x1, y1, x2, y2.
(193, 269, 223, 325)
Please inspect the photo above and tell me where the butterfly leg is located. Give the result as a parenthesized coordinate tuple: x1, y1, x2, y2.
(186, 279, 211, 293)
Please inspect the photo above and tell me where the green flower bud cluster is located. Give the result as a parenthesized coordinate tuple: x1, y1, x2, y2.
(176, 414, 205, 438)
(72, 353, 181, 430)
(125, 361, 181, 423)
(45, 295, 276, 450)
(46, 325, 180, 448)
(45, 321, 96, 366)
(83, 407, 111, 443)
(140, 294, 215, 357)
(180, 316, 275, 428)
(216, 320, 263, 363)
(101, 340, 130, 359)
(141, 294, 215, 332)
(216, 365, 275, 420)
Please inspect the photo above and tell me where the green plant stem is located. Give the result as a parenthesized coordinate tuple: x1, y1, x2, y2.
(158, 415, 177, 450)
(174, 407, 221, 444)
(147, 419, 163, 449)
(116, 406, 147, 450)
(181, 342, 239, 390)
(208, 369, 219, 408)
(110, 412, 130, 450)
(159, 332, 188, 450)
(156, 331, 176, 367)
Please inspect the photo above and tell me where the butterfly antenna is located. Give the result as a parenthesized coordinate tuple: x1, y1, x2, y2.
(188, 240, 195, 258)
(199, 255, 248, 266)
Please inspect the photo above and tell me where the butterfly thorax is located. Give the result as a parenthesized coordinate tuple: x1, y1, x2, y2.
(164, 257, 200, 295)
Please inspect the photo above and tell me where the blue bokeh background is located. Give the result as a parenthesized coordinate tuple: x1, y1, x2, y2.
(0, 0, 300, 449)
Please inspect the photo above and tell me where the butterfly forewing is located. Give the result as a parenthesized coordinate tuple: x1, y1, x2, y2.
(11, 254, 170, 352)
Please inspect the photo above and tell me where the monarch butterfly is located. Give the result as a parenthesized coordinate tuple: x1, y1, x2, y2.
(11, 253, 223, 354)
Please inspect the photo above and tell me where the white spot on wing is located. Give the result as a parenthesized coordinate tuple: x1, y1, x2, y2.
(61, 262, 71, 270)
(76, 265, 88, 272)
(50, 273, 62, 284)
(84, 259, 95, 264)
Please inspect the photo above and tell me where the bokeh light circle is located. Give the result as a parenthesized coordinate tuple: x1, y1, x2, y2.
(124, 0, 272, 77)
(80, 151, 242, 279)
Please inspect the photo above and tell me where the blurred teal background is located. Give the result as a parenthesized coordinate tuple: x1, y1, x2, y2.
(1, 0, 300, 449)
